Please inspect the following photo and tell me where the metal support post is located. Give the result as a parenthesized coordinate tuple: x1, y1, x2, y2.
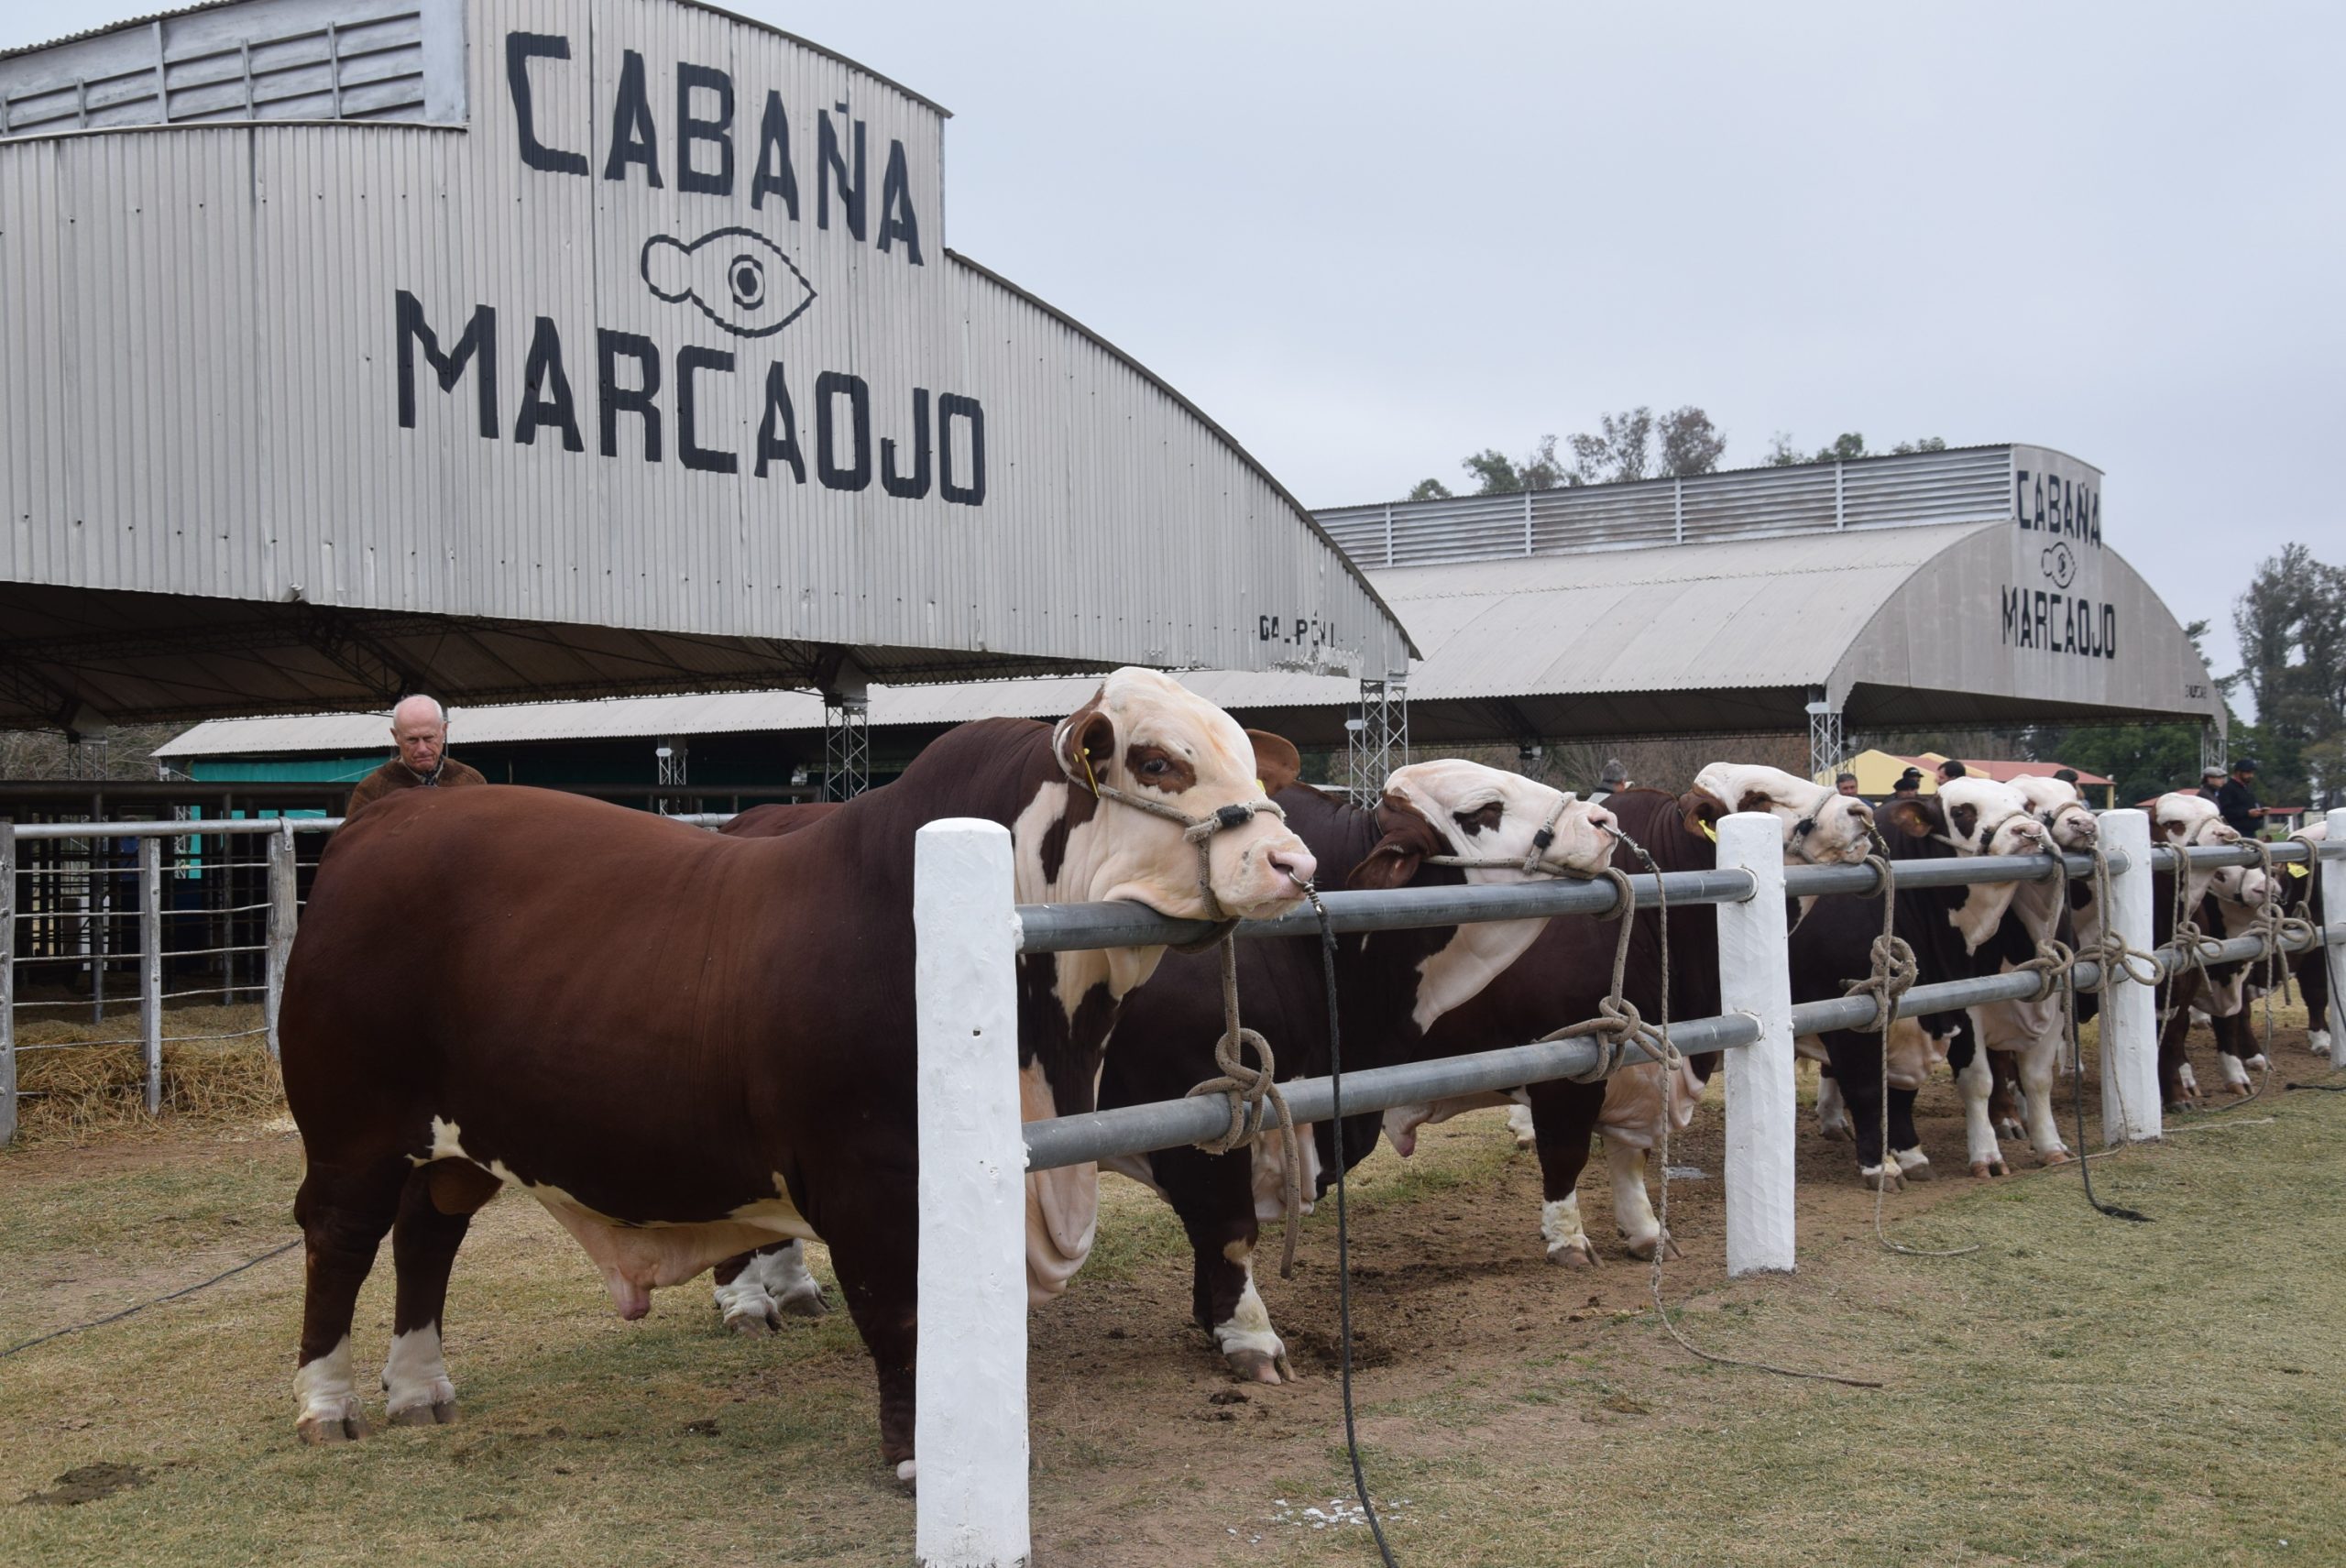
(1716, 813, 1797, 1276)
(1804, 690, 1842, 784)
(2325, 808, 2346, 1069)
(1, 820, 15, 1147)
(2200, 725, 2225, 781)
(139, 837, 162, 1115)
(2097, 809, 2160, 1143)
(1344, 674, 1409, 806)
(824, 695, 871, 801)
(913, 820, 1029, 1566)
(266, 826, 299, 1059)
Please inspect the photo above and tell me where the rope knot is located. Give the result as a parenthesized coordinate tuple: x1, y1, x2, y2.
(1181, 935, 1304, 1276)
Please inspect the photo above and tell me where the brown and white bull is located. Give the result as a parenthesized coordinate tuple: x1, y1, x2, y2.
(278, 670, 1314, 1475)
(2147, 792, 2244, 1108)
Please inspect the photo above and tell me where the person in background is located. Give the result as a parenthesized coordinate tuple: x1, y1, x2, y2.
(2215, 759, 2264, 839)
(1937, 758, 1968, 785)
(2199, 764, 2226, 801)
(1891, 768, 1924, 801)
(345, 695, 488, 816)
(1835, 772, 1861, 796)
(2053, 767, 2080, 785)
(1590, 759, 1629, 804)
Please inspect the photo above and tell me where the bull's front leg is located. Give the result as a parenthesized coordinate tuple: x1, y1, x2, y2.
(2014, 1035, 2071, 1167)
(2157, 974, 2203, 1110)
(1524, 1080, 1606, 1266)
(1153, 1145, 1292, 1385)
(712, 1241, 829, 1334)
(1955, 1040, 2008, 1178)
(1820, 1030, 1898, 1190)
(1603, 1137, 1677, 1260)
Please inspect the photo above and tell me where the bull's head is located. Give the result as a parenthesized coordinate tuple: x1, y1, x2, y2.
(1347, 762, 1618, 890)
(2008, 775, 2099, 851)
(1047, 669, 1316, 921)
(1880, 778, 2047, 857)
(2153, 792, 2240, 912)
(2206, 862, 2272, 914)
(1687, 762, 1875, 866)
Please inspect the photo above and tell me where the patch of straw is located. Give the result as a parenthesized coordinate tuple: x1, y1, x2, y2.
(9, 1004, 286, 1148)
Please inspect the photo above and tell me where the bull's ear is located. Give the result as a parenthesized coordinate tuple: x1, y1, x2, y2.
(1246, 729, 1303, 797)
(1054, 696, 1116, 790)
(1346, 795, 1446, 891)
(1676, 787, 1729, 843)
(1879, 797, 1943, 839)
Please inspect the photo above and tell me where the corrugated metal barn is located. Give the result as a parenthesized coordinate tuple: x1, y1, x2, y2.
(0, 0, 1411, 732)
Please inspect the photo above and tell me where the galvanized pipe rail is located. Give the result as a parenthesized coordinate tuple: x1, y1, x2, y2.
(916, 807, 2346, 1568)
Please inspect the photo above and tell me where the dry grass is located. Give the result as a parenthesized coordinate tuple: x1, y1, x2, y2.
(3, 1016, 2342, 1567)
(9, 1003, 284, 1147)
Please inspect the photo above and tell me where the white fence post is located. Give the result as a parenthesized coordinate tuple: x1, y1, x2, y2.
(139, 836, 162, 1116)
(265, 825, 299, 1059)
(2325, 807, 2346, 1069)
(913, 819, 1029, 1568)
(2097, 808, 2160, 1144)
(1716, 811, 1797, 1276)
(1, 820, 16, 1147)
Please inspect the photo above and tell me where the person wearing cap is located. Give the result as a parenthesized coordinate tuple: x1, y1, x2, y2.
(2215, 760, 2264, 839)
(1590, 758, 1630, 804)
(1834, 772, 1861, 797)
(2198, 764, 2226, 801)
(1891, 768, 1924, 800)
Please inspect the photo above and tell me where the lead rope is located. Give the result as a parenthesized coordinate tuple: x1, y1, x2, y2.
(1606, 828, 1883, 1390)
(2040, 927, 2154, 1223)
(1300, 882, 1401, 1568)
(1853, 853, 1978, 1258)
(1183, 935, 1305, 1277)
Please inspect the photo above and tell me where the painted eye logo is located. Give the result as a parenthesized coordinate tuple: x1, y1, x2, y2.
(641, 227, 815, 338)
(2041, 541, 2078, 589)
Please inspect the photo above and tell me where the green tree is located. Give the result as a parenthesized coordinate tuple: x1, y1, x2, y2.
(1406, 477, 1453, 501)
(1460, 435, 1564, 495)
(2230, 543, 2346, 808)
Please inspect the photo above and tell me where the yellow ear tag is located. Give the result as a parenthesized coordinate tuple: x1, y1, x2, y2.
(1080, 751, 1102, 799)
(2287, 862, 2309, 879)
(1700, 820, 1718, 842)
(1256, 779, 1267, 794)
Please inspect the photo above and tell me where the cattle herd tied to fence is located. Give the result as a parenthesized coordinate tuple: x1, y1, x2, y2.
(10, 672, 2336, 1566)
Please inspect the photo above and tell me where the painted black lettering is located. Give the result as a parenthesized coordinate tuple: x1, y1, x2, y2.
(513, 315, 582, 451)
(2102, 605, 2117, 659)
(2034, 590, 2049, 650)
(816, 370, 871, 490)
(506, 33, 587, 177)
(752, 362, 805, 481)
(750, 91, 800, 217)
(395, 291, 498, 439)
(817, 109, 865, 240)
(2014, 470, 2031, 529)
(604, 51, 663, 187)
(2033, 477, 2045, 532)
(1259, 615, 1275, 641)
(881, 387, 932, 499)
(876, 138, 924, 264)
(675, 63, 733, 197)
(939, 393, 986, 506)
(2089, 490, 2101, 546)
(597, 329, 662, 461)
(2001, 587, 2019, 644)
(677, 346, 737, 474)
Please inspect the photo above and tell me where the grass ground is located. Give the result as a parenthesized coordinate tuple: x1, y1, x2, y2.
(3, 1010, 2342, 1567)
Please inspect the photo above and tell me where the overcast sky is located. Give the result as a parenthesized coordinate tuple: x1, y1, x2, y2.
(5, 1, 2338, 686)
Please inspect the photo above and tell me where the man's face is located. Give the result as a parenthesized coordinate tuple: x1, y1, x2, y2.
(2233, 767, 2255, 784)
(394, 711, 447, 773)
(1837, 779, 1860, 796)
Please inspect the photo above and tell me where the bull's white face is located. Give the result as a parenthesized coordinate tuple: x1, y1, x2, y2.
(1935, 779, 2050, 857)
(2207, 863, 2272, 913)
(1690, 762, 1874, 866)
(1381, 761, 1619, 882)
(1047, 667, 1315, 922)
(2008, 776, 2099, 851)
(2154, 792, 2239, 911)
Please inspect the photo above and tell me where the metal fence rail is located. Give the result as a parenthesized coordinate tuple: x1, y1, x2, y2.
(911, 808, 2346, 1567)
(2, 815, 341, 1144)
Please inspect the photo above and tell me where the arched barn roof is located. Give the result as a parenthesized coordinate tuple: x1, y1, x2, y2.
(159, 444, 2227, 766)
(0, 0, 1409, 729)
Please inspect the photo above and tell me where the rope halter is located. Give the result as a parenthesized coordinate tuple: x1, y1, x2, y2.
(1532, 860, 1678, 1085)
(1421, 790, 1583, 876)
(1058, 744, 1288, 926)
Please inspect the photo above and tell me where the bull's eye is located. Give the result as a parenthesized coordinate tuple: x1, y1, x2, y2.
(1139, 757, 1168, 777)
(729, 255, 766, 310)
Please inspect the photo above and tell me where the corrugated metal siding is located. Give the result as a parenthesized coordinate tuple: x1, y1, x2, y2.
(0, 0, 1406, 686)
(1315, 444, 2023, 570)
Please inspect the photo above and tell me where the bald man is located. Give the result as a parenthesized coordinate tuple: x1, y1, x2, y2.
(345, 696, 488, 815)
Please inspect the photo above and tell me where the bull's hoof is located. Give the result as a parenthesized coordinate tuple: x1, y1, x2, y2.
(297, 1409, 372, 1445)
(1818, 1114, 1853, 1143)
(1546, 1238, 1599, 1268)
(1623, 1231, 1680, 1262)
(893, 1459, 917, 1490)
(2038, 1147, 2072, 1168)
(725, 1310, 776, 1337)
(779, 1288, 829, 1319)
(1225, 1347, 1291, 1385)
(1860, 1165, 1905, 1193)
(388, 1399, 456, 1428)
(1894, 1151, 1935, 1181)
(1968, 1158, 2009, 1179)
(2308, 1030, 2332, 1057)
(1995, 1117, 2026, 1142)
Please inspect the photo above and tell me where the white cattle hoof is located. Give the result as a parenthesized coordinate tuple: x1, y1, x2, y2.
(1507, 1103, 1537, 1151)
(1623, 1230, 1679, 1262)
(1995, 1116, 2026, 1143)
(2245, 1053, 2270, 1074)
(779, 1285, 829, 1319)
(1225, 1346, 1291, 1385)
(1546, 1236, 1600, 1268)
(2178, 1062, 2200, 1095)
(725, 1307, 778, 1337)
(1968, 1157, 2009, 1179)
(387, 1398, 457, 1428)
(1893, 1148, 1933, 1181)
(2038, 1147, 2071, 1168)
(1860, 1164, 1904, 1193)
(2308, 1029, 2331, 1056)
(296, 1402, 371, 1445)
(894, 1459, 917, 1488)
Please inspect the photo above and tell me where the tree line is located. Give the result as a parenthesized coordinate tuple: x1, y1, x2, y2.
(1410, 410, 1947, 499)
